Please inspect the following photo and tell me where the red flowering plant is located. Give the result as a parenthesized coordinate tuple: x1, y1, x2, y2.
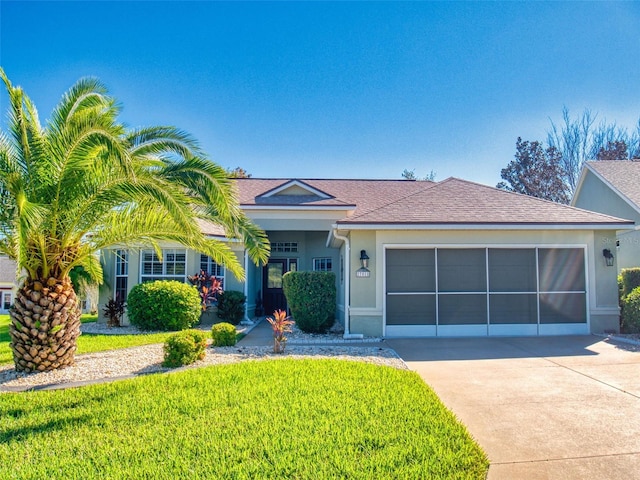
(187, 270, 223, 311)
(266, 309, 294, 353)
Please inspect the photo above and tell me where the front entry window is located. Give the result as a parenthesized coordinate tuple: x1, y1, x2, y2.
(263, 258, 297, 314)
(267, 263, 284, 289)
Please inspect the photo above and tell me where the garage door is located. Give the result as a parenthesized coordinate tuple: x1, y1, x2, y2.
(385, 247, 587, 337)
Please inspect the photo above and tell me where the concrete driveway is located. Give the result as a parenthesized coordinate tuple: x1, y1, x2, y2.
(385, 335, 640, 480)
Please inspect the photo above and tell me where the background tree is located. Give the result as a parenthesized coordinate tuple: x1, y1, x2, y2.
(401, 168, 436, 181)
(497, 137, 570, 204)
(547, 108, 640, 193)
(226, 166, 252, 178)
(0, 69, 269, 372)
(596, 140, 629, 161)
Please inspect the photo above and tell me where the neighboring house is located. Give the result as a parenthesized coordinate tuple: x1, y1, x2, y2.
(0, 255, 96, 314)
(572, 161, 640, 271)
(0, 255, 18, 314)
(99, 177, 633, 336)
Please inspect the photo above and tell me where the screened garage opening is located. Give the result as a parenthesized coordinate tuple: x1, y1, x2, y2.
(385, 247, 587, 337)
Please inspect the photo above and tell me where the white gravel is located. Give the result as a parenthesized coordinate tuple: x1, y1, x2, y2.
(0, 323, 405, 392)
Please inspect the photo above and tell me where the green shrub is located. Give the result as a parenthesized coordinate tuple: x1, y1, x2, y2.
(162, 329, 207, 367)
(211, 322, 237, 346)
(621, 286, 640, 333)
(620, 268, 640, 299)
(282, 271, 336, 333)
(127, 280, 201, 331)
(217, 290, 246, 325)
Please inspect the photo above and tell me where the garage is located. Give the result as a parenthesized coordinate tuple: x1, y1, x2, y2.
(384, 246, 588, 337)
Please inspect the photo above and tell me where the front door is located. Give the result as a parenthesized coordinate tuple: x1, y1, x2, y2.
(263, 259, 297, 315)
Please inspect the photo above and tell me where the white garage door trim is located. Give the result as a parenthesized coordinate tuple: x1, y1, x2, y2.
(383, 244, 590, 337)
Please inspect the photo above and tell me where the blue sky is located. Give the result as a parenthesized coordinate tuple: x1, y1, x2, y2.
(1, 1, 639, 186)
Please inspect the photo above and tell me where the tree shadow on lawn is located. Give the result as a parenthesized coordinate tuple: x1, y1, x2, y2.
(0, 391, 122, 442)
(386, 335, 604, 362)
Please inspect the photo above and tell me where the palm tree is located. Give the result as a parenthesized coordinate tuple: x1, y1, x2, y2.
(0, 69, 269, 372)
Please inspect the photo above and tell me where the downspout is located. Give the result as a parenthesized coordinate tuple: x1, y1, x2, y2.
(241, 249, 253, 325)
(332, 227, 364, 340)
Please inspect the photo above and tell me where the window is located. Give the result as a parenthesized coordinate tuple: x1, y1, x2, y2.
(115, 249, 128, 301)
(2, 291, 11, 311)
(313, 258, 332, 272)
(271, 242, 298, 253)
(141, 249, 186, 283)
(199, 254, 225, 287)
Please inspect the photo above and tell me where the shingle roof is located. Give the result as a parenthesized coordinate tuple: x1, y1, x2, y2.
(195, 218, 226, 237)
(234, 178, 428, 210)
(233, 177, 632, 227)
(586, 161, 640, 210)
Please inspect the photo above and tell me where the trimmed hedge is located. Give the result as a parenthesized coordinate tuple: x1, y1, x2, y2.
(127, 280, 201, 331)
(163, 329, 207, 367)
(217, 290, 246, 325)
(620, 268, 640, 299)
(283, 271, 336, 333)
(211, 322, 237, 346)
(622, 286, 640, 333)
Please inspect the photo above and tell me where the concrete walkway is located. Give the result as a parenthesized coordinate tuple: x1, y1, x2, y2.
(386, 335, 640, 479)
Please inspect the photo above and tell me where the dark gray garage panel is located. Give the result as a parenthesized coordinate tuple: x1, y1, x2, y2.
(385, 247, 588, 337)
(386, 295, 436, 325)
(489, 249, 537, 292)
(437, 249, 486, 292)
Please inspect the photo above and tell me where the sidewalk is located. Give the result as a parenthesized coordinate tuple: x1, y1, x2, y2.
(238, 318, 384, 346)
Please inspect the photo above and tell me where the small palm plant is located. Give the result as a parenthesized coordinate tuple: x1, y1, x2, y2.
(266, 309, 294, 354)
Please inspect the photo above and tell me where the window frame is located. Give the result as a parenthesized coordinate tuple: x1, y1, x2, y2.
(199, 254, 225, 288)
(312, 257, 333, 272)
(114, 249, 129, 301)
(140, 248, 187, 283)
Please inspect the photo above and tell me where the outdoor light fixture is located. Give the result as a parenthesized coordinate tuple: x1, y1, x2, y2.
(603, 249, 614, 267)
(356, 250, 371, 278)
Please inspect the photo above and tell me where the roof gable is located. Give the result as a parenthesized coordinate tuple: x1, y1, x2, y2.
(579, 161, 640, 214)
(259, 180, 331, 199)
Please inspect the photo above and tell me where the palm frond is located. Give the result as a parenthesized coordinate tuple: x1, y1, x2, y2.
(0, 70, 263, 284)
(126, 126, 203, 159)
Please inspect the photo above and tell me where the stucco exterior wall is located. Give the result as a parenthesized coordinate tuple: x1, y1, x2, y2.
(573, 170, 640, 224)
(573, 170, 640, 270)
(0, 256, 18, 284)
(98, 244, 245, 325)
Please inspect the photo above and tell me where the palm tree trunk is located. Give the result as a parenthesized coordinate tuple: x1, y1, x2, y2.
(9, 278, 81, 372)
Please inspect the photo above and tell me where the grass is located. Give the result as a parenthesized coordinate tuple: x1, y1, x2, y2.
(0, 314, 173, 366)
(0, 359, 488, 479)
(0, 315, 245, 366)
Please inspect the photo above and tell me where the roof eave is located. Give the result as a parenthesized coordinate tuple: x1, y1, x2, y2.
(334, 222, 635, 231)
(242, 204, 356, 211)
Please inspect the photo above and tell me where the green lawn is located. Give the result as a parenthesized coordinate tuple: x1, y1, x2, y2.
(0, 359, 488, 479)
(0, 314, 173, 366)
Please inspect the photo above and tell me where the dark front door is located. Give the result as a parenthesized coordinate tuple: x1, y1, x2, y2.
(263, 259, 297, 315)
